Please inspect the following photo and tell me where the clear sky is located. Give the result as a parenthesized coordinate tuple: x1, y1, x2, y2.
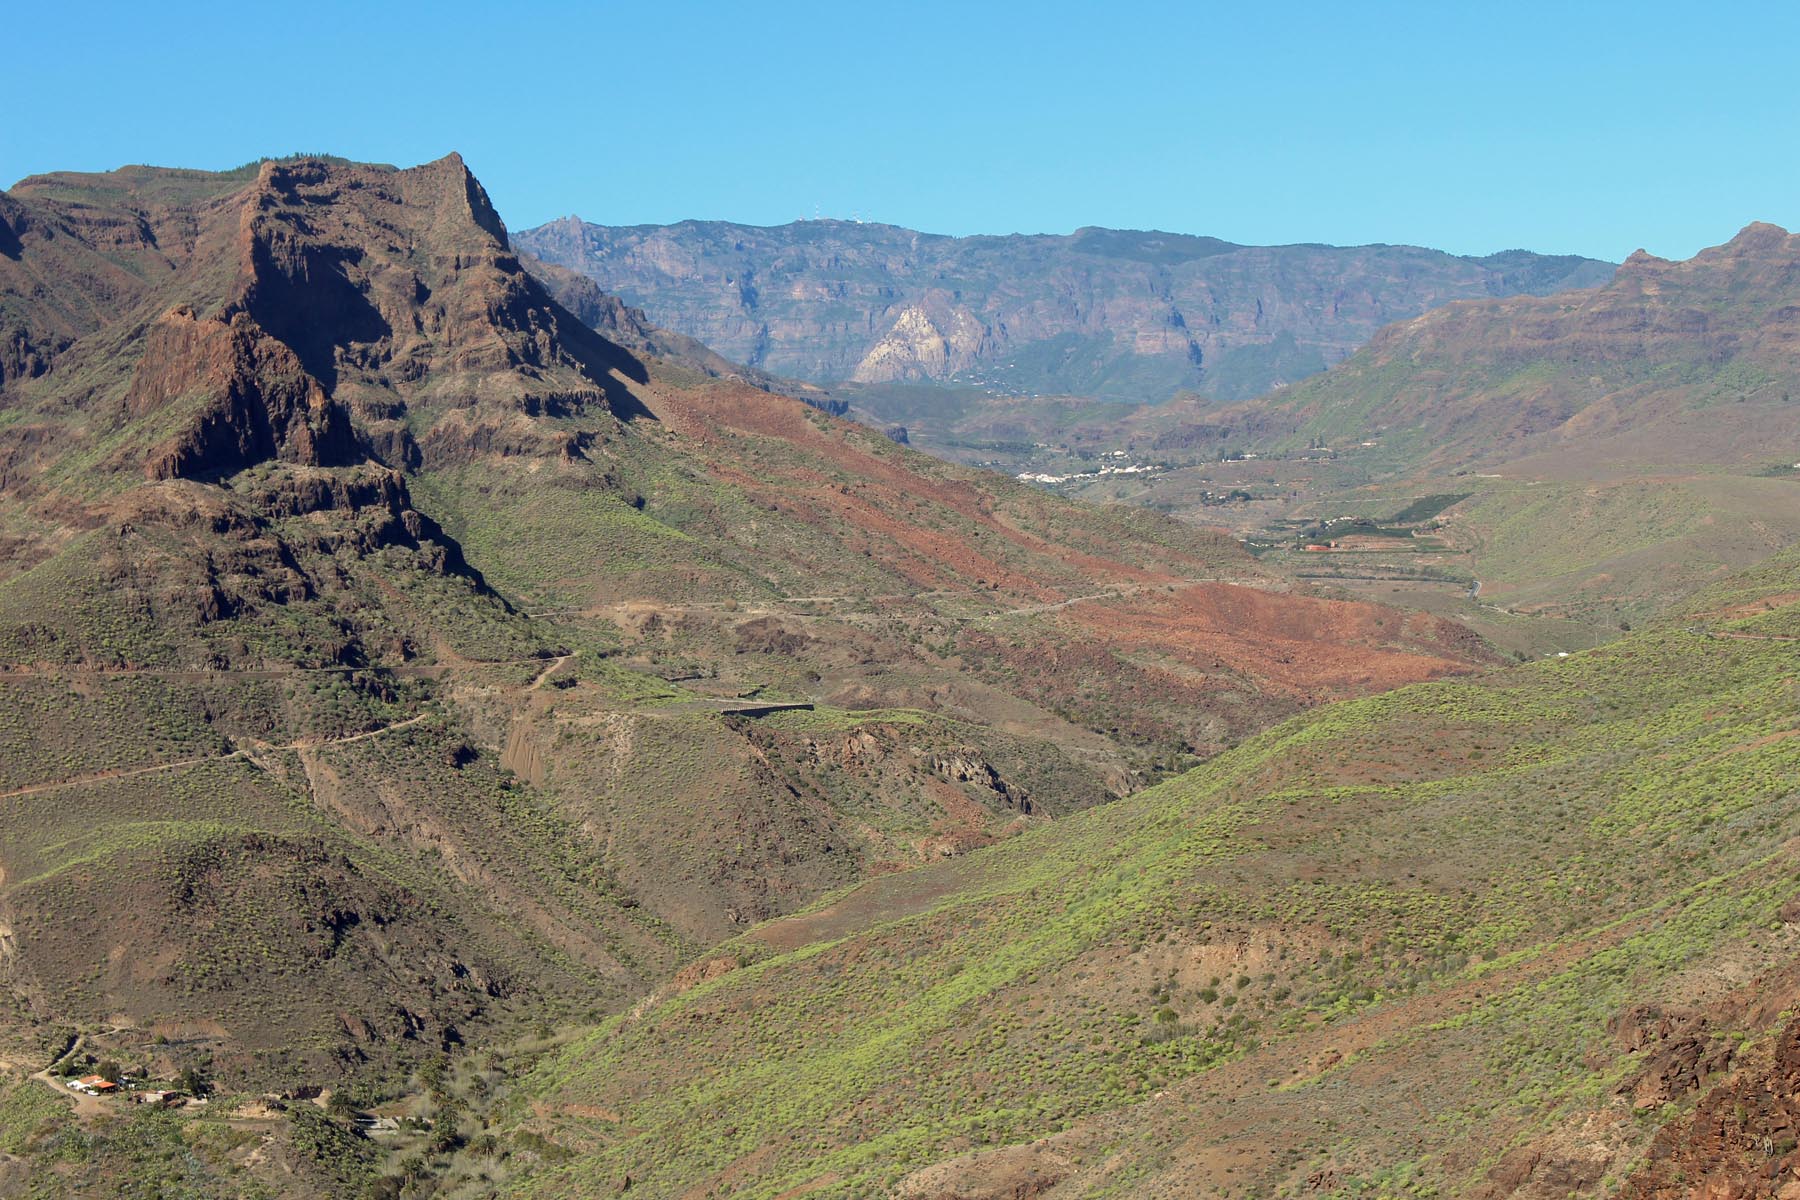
(4, 0, 1795, 261)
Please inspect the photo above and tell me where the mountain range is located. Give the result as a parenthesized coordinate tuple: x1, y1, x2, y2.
(0, 153, 1797, 1200)
(0, 153, 1510, 1198)
(1185, 221, 1800, 472)
(513, 217, 1614, 404)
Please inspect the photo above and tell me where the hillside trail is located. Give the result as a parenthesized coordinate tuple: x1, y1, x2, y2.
(527, 587, 996, 620)
(0, 713, 436, 804)
(0, 654, 561, 682)
(527, 654, 575, 690)
(0, 651, 576, 802)
(1704, 629, 1800, 642)
(531, 583, 1187, 626)
(978, 586, 1151, 620)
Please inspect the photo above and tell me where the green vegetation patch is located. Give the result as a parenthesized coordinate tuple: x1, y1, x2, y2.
(494, 580, 1800, 1197)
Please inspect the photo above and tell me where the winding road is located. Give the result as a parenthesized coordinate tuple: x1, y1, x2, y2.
(0, 654, 586, 803)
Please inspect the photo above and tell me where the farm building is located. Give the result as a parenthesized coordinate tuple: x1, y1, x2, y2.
(134, 1090, 185, 1107)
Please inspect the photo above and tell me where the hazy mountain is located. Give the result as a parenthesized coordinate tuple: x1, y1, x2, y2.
(513, 216, 1614, 403)
(921, 222, 1800, 635)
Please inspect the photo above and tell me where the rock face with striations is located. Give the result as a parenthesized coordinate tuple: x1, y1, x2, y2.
(514, 216, 1615, 401)
(0, 154, 686, 1084)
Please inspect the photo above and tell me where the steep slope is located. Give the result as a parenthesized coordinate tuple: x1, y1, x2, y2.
(0, 151, 1491, 1137)
(517, 250, 843, 408)
(514, 218, 1613, 403)
(1215, 221, 1800, 473)
(494, 549, 1800, 1200)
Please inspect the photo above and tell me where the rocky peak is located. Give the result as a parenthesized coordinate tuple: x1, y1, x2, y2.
(1, 154, 660, 491)
(226, 156, 650, 446)
(1719, 220, 1794, 255)
(852, 300, 995, 383)
(441, 151, 511, 246)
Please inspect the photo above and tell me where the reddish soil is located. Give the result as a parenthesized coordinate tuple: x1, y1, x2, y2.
(1061, 583, 1487, 698)
(643, 378, 1227, 598)
(1689, 593, 1800, 621)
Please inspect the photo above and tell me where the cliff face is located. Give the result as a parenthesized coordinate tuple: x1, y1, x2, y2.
(514, 216, 1615, 401)
(0, 185, 193, 387)
(1620, 1010, 1800, 1199)
(127, 306, 357, 480)
(223, 155, 649, 460)
(0, 154, 726, 1087)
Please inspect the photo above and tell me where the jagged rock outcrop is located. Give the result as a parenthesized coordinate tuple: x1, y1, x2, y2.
(930, 750, 1030, 813)
(852, 301, 997, 383)
(224, 154, 649, 425)
(1621, 1015, 1800, 1199)
(129, 306, 357, 479)
(1610, 1004, 1738, 1111)
(0, 154, 665, 486)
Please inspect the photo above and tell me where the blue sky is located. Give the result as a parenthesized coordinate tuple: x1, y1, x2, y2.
(4, 0, 1795, 260)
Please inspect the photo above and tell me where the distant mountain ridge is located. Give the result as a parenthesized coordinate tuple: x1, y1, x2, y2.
(514, 216, 1615, 402)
